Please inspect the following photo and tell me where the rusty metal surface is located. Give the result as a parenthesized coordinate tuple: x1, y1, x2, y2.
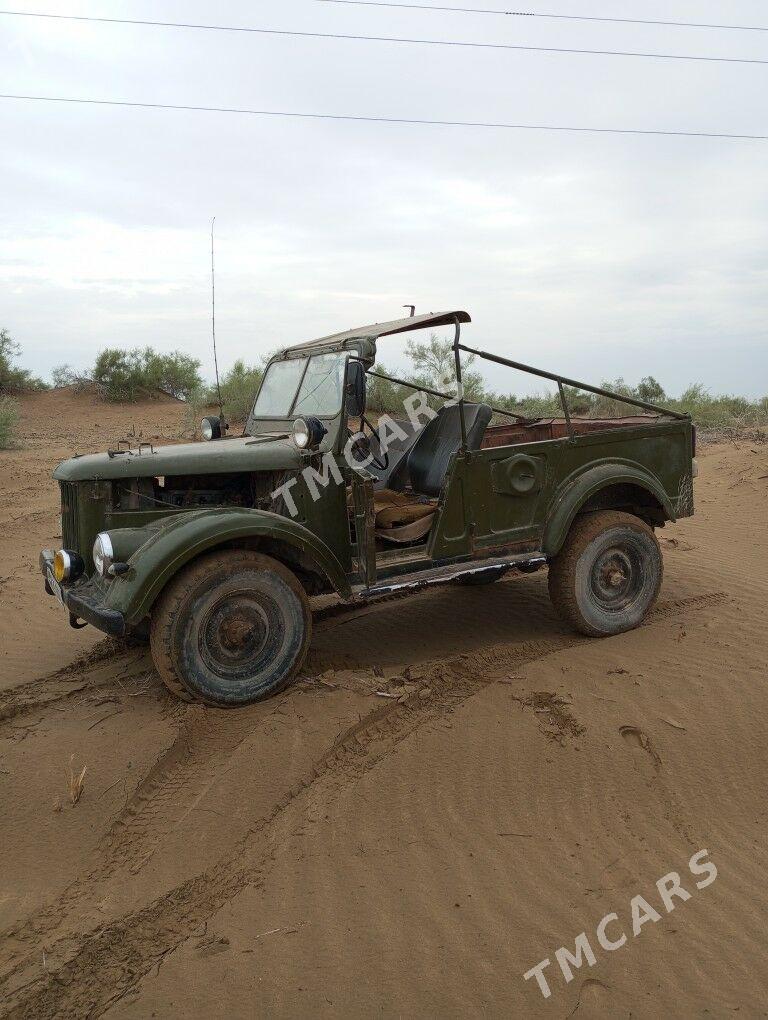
(481, 416, 667, 448)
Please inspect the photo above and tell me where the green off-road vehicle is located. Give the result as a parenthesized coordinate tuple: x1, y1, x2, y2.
(41, 310, 695, 706)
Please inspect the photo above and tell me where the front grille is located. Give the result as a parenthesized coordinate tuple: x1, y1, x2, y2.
(60, 481, 80, 550)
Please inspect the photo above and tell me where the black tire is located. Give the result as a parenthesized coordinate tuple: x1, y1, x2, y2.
(150, 549, 312, 707)
(548, 511, 663, 637)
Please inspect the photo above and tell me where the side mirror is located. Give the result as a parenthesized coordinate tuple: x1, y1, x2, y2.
(345, 361, 366, 418)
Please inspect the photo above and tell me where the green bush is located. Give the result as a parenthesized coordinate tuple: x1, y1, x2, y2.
(91, 347, 201, 402)
(185, 360, 267, 434)
(205, 360, 265, 423)
(670, 384, 767, 428)
(0, 396, 18, 448)
(0, 329, 47, 394)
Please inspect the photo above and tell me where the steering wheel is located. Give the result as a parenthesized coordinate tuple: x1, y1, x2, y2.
(350, 415, 389, 471)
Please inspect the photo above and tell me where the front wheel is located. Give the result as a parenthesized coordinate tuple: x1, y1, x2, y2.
(150, 549, 311, 707)
(548, 511, 662, 637)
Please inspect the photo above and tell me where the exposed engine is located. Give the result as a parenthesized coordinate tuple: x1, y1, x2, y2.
(114, 472, 287, 513)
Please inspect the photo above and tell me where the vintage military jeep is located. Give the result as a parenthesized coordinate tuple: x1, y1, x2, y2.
(41, 310, 695, 706)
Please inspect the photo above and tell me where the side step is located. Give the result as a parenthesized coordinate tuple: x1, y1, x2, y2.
(352, 552, 547, 602)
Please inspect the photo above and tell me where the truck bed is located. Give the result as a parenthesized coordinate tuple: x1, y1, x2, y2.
(481, 415, 669, 448)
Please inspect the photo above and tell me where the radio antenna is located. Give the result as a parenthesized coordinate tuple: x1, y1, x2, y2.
(210, 216, 225, 424)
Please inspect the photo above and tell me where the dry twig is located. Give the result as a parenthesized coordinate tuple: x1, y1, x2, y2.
(66, 754, 87, 805)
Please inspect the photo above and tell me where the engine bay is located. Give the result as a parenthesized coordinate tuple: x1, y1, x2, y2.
(113, 472, 284, 513)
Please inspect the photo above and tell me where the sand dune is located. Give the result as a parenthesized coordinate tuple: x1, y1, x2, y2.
(0, 391, 766, 1017)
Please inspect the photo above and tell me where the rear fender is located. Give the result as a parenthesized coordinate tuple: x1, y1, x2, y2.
(102, 508, 350, 625)
(543, 461, 675, 557)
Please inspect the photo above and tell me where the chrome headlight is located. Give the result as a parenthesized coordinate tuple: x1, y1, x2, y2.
(292, 415, 327, 451)
(93, 533, 114, 577)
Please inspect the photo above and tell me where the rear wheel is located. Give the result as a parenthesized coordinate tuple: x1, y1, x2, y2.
(150, 549, 311, 707)
(548, 511, 662, 637)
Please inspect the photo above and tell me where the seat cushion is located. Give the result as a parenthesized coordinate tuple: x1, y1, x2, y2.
(372, 489, 437, 544)
(373, 489, 436, 528)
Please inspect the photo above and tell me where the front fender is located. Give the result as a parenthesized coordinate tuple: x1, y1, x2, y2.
(543, 460, 676, 556)
(102, 508, 350, 625)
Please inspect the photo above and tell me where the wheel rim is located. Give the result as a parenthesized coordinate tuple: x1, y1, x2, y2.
(197, 589, 284, 682)
(588, 543, 645, 613)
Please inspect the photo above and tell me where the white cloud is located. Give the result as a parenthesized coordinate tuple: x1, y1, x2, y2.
(1, 0, 766, 396)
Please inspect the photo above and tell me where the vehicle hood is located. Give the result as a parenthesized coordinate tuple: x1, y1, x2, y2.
(53, 435, 303, 482)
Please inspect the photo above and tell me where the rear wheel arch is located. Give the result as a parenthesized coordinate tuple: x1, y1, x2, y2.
(543, 467, 674, 556)
(577, 481, 666, 527)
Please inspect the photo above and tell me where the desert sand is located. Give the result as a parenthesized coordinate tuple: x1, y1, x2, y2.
(0, 389, 766, 1018)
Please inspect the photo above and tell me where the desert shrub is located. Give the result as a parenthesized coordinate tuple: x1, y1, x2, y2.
(51, 364, 94, 392)
(91, 347, 201, 402)
(405, 333, 486, 402)
(51, 364, 77, 388)
(366, 364, 417, 417)
(669, 385, 768, 428)
(207, 360, 264, 422)
(144, 351, 203, 400)
(186, 360, 266, 429)
(636, 376, 666, 404)
(0, 396, 18, 448)
(0, 328, 47, 394)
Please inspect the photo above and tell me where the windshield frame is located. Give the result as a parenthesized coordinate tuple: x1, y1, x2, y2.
(249, 350, 350, 423)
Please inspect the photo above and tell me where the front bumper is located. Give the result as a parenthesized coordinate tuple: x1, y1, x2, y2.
(39, 549, 125, 638)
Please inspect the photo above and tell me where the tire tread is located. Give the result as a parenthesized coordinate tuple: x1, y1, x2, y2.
(548, 510, 662, 637)
(150, 549, 311, 705)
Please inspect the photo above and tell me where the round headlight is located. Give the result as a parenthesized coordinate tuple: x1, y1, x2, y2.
(292, 415, 327, 451)
(201, 415, 222, 441)
(292, 418, 310, 449)
(53, 549, 72, 583)
(93, 533, 114, 577)
(53, 549, 85, 583)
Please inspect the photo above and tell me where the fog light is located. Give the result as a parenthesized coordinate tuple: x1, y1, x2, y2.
(53, 549, 84, 583)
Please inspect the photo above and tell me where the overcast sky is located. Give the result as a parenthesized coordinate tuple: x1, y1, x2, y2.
(1, 0, 767, 398)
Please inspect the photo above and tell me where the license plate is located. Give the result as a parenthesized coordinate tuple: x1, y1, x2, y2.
(46, 566, 65, 607)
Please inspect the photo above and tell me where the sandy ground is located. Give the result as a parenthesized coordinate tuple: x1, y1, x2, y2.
(0, 387, 188, 685)
(0, 390, 767, 1018)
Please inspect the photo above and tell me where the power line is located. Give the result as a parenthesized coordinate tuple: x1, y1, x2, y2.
(316, 1, 768, 34)
(2, 93, 767, 140)
(1, 9, 768, 66)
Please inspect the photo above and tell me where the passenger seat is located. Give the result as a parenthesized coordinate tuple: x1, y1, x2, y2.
(406, 402, 493, 496)
(373, 402, 492, 543)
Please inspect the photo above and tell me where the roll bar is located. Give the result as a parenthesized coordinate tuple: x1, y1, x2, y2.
(361, 319, 688, 450)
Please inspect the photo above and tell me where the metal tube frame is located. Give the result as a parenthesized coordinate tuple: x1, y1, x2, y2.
(452, 315, 468, 452)
(363, 370, 535, 423)
(456, 343, 690, 422)
(557, 380, 574, 440)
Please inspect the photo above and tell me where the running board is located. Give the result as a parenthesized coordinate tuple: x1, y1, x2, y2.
(352, 553, 547, 602)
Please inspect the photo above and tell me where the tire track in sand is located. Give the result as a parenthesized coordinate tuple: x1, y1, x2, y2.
(0, 590, 726, 1018)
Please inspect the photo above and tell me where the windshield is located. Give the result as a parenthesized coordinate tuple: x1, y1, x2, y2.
(252, 351, 347, 419)
(252, 359, 306, 417)
(293, 352, 347, 417)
